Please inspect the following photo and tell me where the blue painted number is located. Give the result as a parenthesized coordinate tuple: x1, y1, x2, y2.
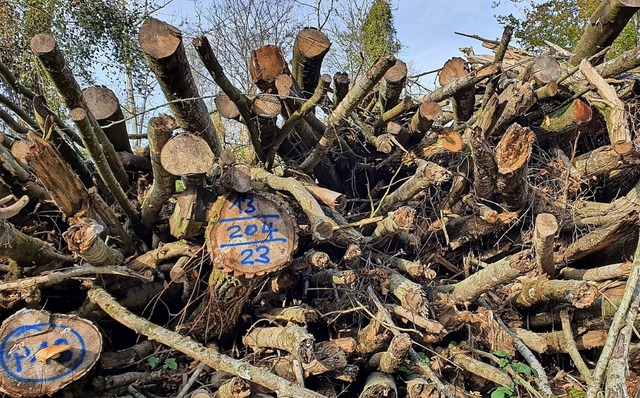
(229, 197, 256, 214)
(240, 246, 271, 265)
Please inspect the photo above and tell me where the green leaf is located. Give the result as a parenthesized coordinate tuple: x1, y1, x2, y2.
(493, 350, 511, 359)
(498, 358, 509, 368)
(510, 362, 533, 376)
(147, 356, 160, 369)
(163, 357, 178, 370)
(491, 386, 514, 398)
(569, 388, 587, 398)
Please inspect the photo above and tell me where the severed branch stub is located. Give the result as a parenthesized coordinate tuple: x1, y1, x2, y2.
(0, 309, 102, 397)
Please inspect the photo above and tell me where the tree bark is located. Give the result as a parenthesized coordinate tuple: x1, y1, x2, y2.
(569, 0, 640, 66)
(139, 18, 220, 155)
(292, 27, 331, 97)
(82, 86, 132, 153)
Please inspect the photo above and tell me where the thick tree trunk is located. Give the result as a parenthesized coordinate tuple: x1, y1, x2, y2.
(139, 18, 220, 155)
(292, 27, 331, 97)
(569, 0, 640, 66)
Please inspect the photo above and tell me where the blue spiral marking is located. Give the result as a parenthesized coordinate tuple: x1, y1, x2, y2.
(0, 323, 87, 383)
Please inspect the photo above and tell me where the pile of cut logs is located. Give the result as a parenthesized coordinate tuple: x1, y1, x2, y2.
(3, 1, 640, 397)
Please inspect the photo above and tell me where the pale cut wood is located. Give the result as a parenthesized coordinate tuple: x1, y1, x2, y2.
(0, 309, 101, 397)
(292, 27, 331, 96)
(139, 17, 220, 155)
(534, 213, 558, 277)
(160, 133, 214, 176)
(82, 86, 132, 152)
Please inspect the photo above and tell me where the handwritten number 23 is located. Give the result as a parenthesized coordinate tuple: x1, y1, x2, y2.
(241, 246, 270, 265)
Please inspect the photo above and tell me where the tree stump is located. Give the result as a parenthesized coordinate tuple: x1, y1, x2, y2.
(0, 309, 102, 397)
(206, 193, 298, 278)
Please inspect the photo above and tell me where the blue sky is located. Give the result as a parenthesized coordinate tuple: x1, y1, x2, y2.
(153, 0, 522, 81)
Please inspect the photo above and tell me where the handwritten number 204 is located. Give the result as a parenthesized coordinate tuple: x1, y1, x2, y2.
(240, 246, 270, 265)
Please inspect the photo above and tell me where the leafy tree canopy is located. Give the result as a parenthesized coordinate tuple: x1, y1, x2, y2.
(361, 0, 401, 62)
(0, 0, 157, 94)
(494, 0, 639, 58)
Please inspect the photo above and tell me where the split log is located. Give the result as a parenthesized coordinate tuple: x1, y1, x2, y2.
(71, 108, 140, 230)
(438, 57, 474, 123)
(63, 218, 124, 266)
(24, 133, 92, 218)
(494, 123, 535, 210)
(0, 309, 102, 398)
(139, 18, 220, 154)
(29, 34, 129, 189)
(31, 95, 93, 187)
(292, 27, 331, 97)
(82, 86, 132, 153)
(569, 0, 640, 66)
(0, 139, 49, 202)
(580, 59, 634, 154)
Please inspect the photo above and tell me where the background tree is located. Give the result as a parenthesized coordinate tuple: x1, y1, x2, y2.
(494, 0, 639, 57)
(361, 0, 401, 62)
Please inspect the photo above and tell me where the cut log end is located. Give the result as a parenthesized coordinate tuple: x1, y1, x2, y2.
(82, 86, 120, 121)
(442, 130, 464, 152)
(495, 124, 535, 174)
(295, 27, 331, 58)
(215, 92, 241, 120)
(614, 140, 634, 155)
(206, 193, 298, 278)
(138, 17, 182, 59)
(253, 94, 282, 117)
(572, 99, 593, 124)
(275, 74, 293, 99)
(160, 133, 214, 176)
(70, 107, 87, 121)
(384, 59, 407, 83)
(535, 213, 558, 238)
(249, 45, 286, 89)
(0, 309, 102, 397)
(438, 57, 468, 86)
(29, 33, 56, 54)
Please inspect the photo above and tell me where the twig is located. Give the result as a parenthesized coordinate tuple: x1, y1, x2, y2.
(586, 229, 640, 398)
(175, 361, 207, 398)
(0, 266, 151, 292)
(87, 288, 326, 398)
(560, 308, 592, 381)
(478, 298, 555, 398)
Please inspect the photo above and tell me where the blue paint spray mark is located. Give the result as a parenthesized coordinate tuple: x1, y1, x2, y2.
(0, 323, 87, 383)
